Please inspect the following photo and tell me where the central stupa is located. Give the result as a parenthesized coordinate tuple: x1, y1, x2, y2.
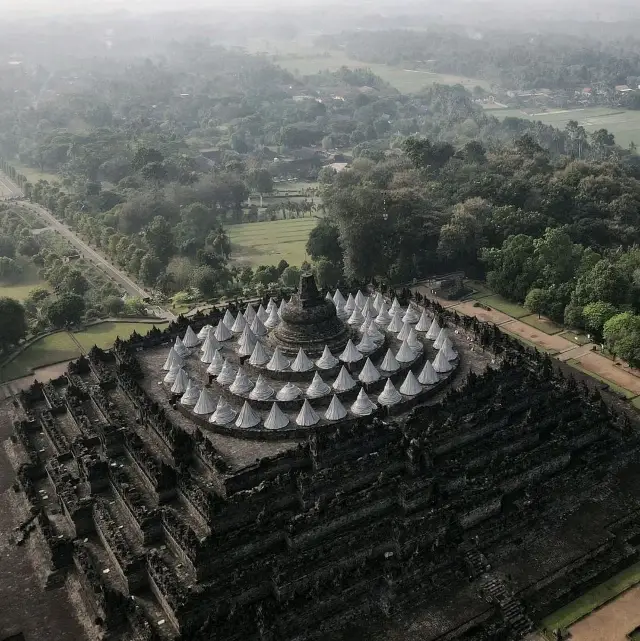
(271, 273, 350, 356)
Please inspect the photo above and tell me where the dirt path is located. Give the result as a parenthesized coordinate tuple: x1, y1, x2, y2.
(569, 584, 640, 641)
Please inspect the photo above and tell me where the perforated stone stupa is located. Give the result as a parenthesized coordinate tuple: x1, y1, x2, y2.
(271, 272, 350, 357)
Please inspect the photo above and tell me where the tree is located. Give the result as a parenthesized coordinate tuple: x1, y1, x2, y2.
(60, 269, 90, 296)
(139, 253, 163, 286)
(437, 198, 489, 269)
(603, 312, 640, 366)
(280, 266, 301, 288)
(44, 293, 85, 328)
(246, 168, 274, 195)
(277, 260, 289, 275)
(0, 236, 16, 258)
(0, 297, 27, 351)
(103, 295, 125, 316)
(313, 258, 342, 288)
(141, 161, 168, 185)
(0, 257, 23, 283)
(582, 301, 618, 340)
(132, 146, 164, 172)
(524, 288, 548, 319)
(306, 219, 342, 264)
(143, 217, 176, 263)
(190, 265, 219, 298)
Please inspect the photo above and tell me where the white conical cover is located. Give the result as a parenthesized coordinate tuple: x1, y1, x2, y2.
(276, 381, 303, 401)
(170, 368, 189, 395)
(397, 321, 412, 341)
(339, 339, 363, 363)
(351, 388, 376, 416)
(244, 303, 256, 324)
(194, 387, 217, 415)
(162, 348, 181, 371)
(332, 366, 356, 392)
(325, 395, 347, 421)
(433, 327, 448, 350)
(380, 349, 400, 373)
(164, 364, 181, 384)
(235, 401, 261, 428)
(230, 368, 254, 395)
(217, 359, 236, 386)
(399, 370, 422, 396)
(267, 346, 290, 372)
(306, 372, 331, 398)
(209, 398, 237, 425)
(378, 378, 403, 406)
(325, 292, 334, 303)
(201, 336, 219, 363)
(396, 340, 415, 363)
(256, 304, 268, 322)
(358, 358, 381, 384)
(174, 336, 189, 358)
(361, 297, 375, 317)
(387, 312, 404, 333)
(200, 332, 220, 353)
(197, 324, 213, 341)
(249, 341, 270, 366)
(266, 298, 277, 313)
(264, 306, 280, 329)
(278, 299, 287, 316)
(390, 297, 402, 314)
(418, 359, 439, 384)
(367, 322, 384, 342)
(231, 312, 247, 333)
(344, 293, 356, 314)
(336, 303, 349, 320)
(375, 302, 391, 327)
(333, 289, 346, 307)
(291, 347, 314, 372)
(433, 348, 454, 373)
(264, 402, 289, 430)
(415, 310, 431, 332)
(214, 319, 232, 342)
(356, 332, 376, 354)
(222, 309, 235, 329)
(402, 305, 420, 324)
(180, 380, 200, 406)
(407, 328, 423, 352)
(296, 399, 320, 426)
(207, 350, 225, 376)
(360, 317, 371, 333)
(183, 325, 200, 348)
(237, 326, 257, 357)
(251, 315, 268, 337)
(373, 292, 384, 312)
(250, 375, 275, 401)
(426, 318, 441, 341)
(441, 337, 458, 361)
(316, 345, 339, 370)
(355, 290, 366, 309)
(347, 306, 364, 326)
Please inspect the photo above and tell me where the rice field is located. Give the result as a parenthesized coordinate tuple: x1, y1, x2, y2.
(492, 107, 640, 149)
(227, 217, 318, 268)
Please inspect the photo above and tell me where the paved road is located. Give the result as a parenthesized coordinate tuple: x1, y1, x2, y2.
(0, 171, 175, 320)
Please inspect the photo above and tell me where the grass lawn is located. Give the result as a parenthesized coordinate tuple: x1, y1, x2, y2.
(560, 330, 592, 346)
(0, 262, 48, 301)
(495, 107, 640, 150)
(12, 162, 61, 185)
(227, 217, 318, 267)
(540, 560, 640, 632)
(520, 314, 564, 335)
(1, 332, 80, 382)
(73, 321, 169, 351)
(481, 294, 530, 319)
(567, 358, 637, 398)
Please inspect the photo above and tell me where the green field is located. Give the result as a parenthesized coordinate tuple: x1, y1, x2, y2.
(0, 332, 81, 381)
(0, 321, 167, 382)
(73, 321, 169, 351)
(480, 294, 530, 319)
(245, 39, 490, 93)
(228, 218, 318, 267)
(540, 560, 640, 634)
(520, 314, 564, 335)
(0, 262, 48, 301)
(493, 107, 640, 149)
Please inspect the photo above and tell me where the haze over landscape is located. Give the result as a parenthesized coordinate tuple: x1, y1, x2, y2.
(5, 3, 640, 641)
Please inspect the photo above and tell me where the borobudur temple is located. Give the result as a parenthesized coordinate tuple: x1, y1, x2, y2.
(5, 273, 640, 641)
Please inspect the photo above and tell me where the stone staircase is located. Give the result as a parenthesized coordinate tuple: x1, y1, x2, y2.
(465, 549, 489, 578)
(481, 576, 534, 639)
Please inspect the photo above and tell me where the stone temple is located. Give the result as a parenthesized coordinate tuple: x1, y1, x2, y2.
(5, 273, 640, 641)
